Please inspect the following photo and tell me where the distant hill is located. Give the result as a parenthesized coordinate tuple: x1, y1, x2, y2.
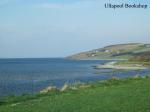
(66, 43, 150, 60)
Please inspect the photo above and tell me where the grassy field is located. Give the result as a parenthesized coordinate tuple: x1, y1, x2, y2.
(67, 43, 150, 60)
(115, 61, 150, 67)
(0, 76, 150, 112)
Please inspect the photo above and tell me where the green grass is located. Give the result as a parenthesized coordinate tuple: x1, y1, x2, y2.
(0, 77, 150, 112)
(115, 61, 150, 67)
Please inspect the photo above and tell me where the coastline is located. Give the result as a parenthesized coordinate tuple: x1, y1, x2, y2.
(94, 61, 149, 70)
(67, 58, 128, 61)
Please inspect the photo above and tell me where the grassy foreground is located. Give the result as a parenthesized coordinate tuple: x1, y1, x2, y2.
(0, 76, 150, 112)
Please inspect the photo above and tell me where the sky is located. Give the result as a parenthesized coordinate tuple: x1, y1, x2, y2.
(0, 0, 150, 58)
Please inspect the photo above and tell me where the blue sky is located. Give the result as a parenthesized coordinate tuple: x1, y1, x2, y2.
(0, 0, 150, 58)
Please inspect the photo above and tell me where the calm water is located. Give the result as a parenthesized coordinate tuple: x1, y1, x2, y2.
(0, 58, 150, 96)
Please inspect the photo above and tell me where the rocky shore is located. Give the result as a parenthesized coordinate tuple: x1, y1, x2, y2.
(94, 61, 148, 70)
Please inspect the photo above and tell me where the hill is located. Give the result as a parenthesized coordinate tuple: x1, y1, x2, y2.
(67, 43, 150, 60)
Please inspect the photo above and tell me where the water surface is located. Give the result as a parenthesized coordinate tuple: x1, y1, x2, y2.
(0, 58, 149, 96)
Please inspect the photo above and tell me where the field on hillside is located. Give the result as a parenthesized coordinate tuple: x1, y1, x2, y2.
(67, 43, 150, 60)
(0, 76, 150, 112)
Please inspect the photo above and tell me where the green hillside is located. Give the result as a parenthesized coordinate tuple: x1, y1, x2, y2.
(67, 43, 150, 60)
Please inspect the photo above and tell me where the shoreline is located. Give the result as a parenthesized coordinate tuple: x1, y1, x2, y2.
(94, 61, 149, 70)
(67, 58, 128, 61)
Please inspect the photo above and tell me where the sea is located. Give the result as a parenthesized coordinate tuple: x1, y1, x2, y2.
(0, 58, 150, 96)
